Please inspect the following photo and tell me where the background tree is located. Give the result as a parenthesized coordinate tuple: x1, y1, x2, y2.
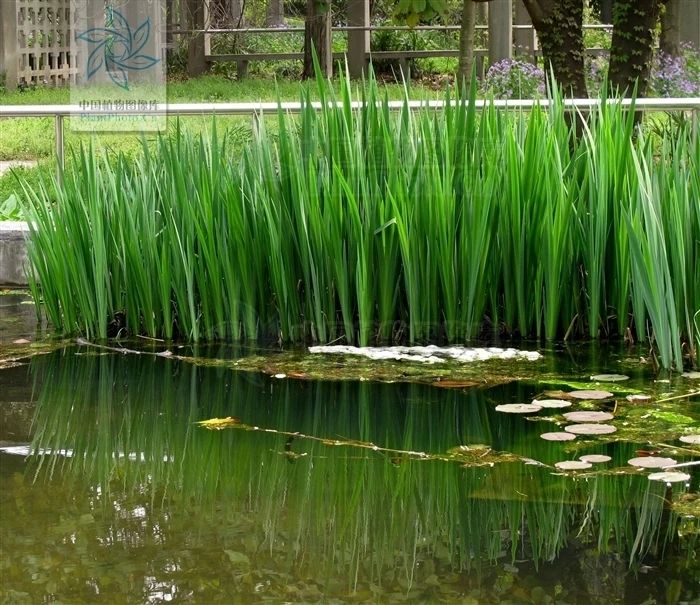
(302, 0, 332, 78)
(457, 0, 476, 86)
(520, 0, 588, 96)
(186, 0, 208, 76)
(660, 0, 681, 56)
(609, 0, 666, 96)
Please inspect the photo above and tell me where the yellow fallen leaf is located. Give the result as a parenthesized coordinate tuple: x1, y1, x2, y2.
(196, 416, 240, 430)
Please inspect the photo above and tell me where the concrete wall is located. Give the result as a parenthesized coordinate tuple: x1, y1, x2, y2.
(0, 222, 30, 287)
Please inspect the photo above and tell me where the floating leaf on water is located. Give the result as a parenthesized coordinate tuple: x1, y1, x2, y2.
(648, 471, 691, 483)
(679, 434, 700, 445)
(540, 432, 577, 441)
(681, 372, 700, 379)
(564, 423, 617, 435)
(224, 550, 251, 567)
(626, 394, 652, 403)
(555, 460, 592, 470)
(579, 454, 611, 463)
(196, 416, 240, 430)
(563, 411, 614, 423)
(533, 399, 572, 409)
(651, 411, 695, 424)
(590, 374, 629, 382)
(627, 456, 678, 469)
(568, 390, 614, 400)
(495, 403, 542, 414)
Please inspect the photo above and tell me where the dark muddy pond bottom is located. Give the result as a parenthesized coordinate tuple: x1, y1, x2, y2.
(1, 344, 699, 604)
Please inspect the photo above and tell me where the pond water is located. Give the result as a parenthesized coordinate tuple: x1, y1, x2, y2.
(1, 300, 700, 604)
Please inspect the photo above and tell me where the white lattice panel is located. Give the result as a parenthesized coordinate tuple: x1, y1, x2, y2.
(16, 0, 77, 86)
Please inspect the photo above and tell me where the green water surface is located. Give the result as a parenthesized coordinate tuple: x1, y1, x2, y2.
(1, 331, 699, 603)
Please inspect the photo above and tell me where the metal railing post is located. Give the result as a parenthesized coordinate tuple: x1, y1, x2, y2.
(55, 114, 64, 185)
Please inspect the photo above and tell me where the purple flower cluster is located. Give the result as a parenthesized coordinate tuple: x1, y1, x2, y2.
(650, 47, 700, 97)
(483, 59, 545, 99)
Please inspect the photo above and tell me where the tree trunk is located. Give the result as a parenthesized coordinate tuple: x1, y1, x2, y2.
(522, 0, 588, 97)
(599, 0, 613, 23)
(609, 0, 663, 96)
(303, 0, 332, 78)
(660, 0, 681, 56)
(186, 0, 207, 76)
(458, 0, 476, 89)
(266, 0, 285, 27)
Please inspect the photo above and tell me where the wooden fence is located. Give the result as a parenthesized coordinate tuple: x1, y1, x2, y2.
(1, 0, 699, 88)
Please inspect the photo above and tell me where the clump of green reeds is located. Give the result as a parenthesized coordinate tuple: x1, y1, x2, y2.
(21, 71, 700, 369)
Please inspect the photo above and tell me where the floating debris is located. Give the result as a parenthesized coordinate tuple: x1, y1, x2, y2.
(627, 456, 678, 469)
(533, 399, 572, 409)
(579, 454, 611, 463)
(564, 423, 617, 435)
(495, 403, 543, 414)
(308, 345, 542, 364)
(679, 435, 700, 445)
(648, 471, 691, 483)
(563, 411, 614, 423)
(540, 432, 577, 441)
(555, 460, 592, 470)
(196, 417, 241, 430)
(626, 394, 652, 403)
(590, 374, 629, 382)
(432, 379, 480, 389)
(568, 390, 614, 400)
(681, 372, 700, 380)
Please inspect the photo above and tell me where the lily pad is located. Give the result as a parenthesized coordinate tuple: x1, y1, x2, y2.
(563, 411, 614, 423)
(495, 403, 543, 414)
(626, 394, 652, 403)
(555, 460, 592, 470)
(681, 372, 700, 379)
(540, 432, 577, 441)
(533, 399, 572, 409)
(648, 471, 691, 483)
(564, 423, 617, 435)
(579, 454, 611, 463)
(627, 456, 678, 469)
(568, 390, 614, 400)
(590, 374, 629, 382)
(679, 434, 700, 445)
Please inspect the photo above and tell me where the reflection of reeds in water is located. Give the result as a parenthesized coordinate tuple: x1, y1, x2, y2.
(28, 351, 692, 584)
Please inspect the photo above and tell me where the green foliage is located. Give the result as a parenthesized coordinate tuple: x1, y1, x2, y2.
(18, 71, 700, 369)
(393, 0, 446, 27)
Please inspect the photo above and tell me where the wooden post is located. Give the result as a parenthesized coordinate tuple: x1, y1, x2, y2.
(347, 0, 369, 78)
(678, 0, 700, 50)
(513, 0, 535, 61)
(203, 0, 211, 57)
(1, 0, 18, 90)
(488, 0, 512, 66)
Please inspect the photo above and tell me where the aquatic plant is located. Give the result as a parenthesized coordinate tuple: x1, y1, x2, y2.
(20, 70, 700, 369)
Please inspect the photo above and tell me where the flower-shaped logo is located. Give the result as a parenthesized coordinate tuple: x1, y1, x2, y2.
(75, 8, 159, 90)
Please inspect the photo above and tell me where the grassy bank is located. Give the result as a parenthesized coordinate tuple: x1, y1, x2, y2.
(19, 74, 700, 369)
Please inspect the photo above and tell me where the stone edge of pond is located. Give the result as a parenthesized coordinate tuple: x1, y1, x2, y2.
(0, 221, 30, 287)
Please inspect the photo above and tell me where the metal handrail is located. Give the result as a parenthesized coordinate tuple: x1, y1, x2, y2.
(1, 97, 698, 179)
(167, 23, 615, 35)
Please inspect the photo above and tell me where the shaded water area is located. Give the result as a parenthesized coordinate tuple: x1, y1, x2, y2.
(1, 307, 700, 603)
